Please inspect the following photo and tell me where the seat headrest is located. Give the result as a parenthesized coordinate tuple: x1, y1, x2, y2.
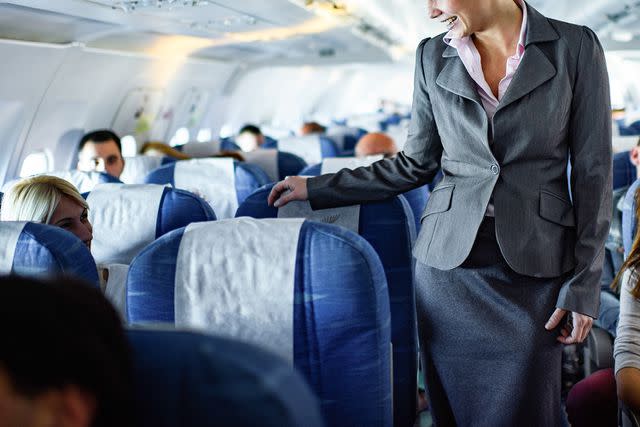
(1, 170, 122, 194)
(127, 329, 324, 427)
(120, 156, 164, 184)
(86, 184, 215, 265)
(0, 221, 99, 286)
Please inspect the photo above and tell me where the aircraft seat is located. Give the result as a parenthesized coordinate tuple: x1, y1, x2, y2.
(174, 140, 241, 156)
(241, 149, 307, 182)
(614, 151, 637, 191)
(622, 179, 640, 257)
(120, 156, 175, 184)
(326, 126, 367, 153)
(144, 159, 269, 218)
(0, 221, 99, 286)
(236, 185, 417, 427)
(127, 218, 393, 427)
(83, 184, 216, 265)
(128, 329, 323, 427)
(300, 161, 430, 234)
(265, 135, 340, 166)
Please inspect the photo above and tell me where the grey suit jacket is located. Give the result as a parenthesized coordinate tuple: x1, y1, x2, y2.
(307, 3, 612, 318)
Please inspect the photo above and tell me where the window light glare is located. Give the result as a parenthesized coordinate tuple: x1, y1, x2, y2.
(19, 151, 51, 178)
(197, 128, 212, 142)
(170, 127, 190, 146)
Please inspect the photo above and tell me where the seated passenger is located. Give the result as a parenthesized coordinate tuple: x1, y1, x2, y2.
(354, 132, 398, 159)
(236, 124, 265, 152)
(300, 122, 326, 136)
(141, 141, 191, 160)
(612, 205, 640, 412)
(77, 130, 125, 179)
(597, 138, 640, 337)
(0, 275, 134, 427)
(0, 176, 127, 314)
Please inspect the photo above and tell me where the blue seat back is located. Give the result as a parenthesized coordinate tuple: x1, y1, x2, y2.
(277, 151, 307, 180)
(128, 329, 324, 427)
(614, 151, 636, 190)
(299, 162, 430, 233)
(236, 185, 416, 427)
(127, 220, 392, 427)
(2, 222, 99, 286)
(143, 161, 269, 208)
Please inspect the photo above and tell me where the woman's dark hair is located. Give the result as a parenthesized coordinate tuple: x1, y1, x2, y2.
(0, 275, 135, 427)
(612, 187, 640, 299)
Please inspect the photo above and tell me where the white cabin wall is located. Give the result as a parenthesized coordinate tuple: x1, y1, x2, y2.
(0, 40, 236, 184)
(222, 63, 414, 136)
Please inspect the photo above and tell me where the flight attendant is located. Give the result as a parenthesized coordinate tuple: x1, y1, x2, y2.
(269, 0, 612, 425)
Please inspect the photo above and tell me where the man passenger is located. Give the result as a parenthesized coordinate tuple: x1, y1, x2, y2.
(77, 130, 125, 179)
(354, 133, 398, 159)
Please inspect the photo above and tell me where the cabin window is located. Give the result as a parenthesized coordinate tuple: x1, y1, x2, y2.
(121, 135, 137, 157)
(197, 128, 212, 143)
(169, 127, 190, 147)
(19, 150, 52, 178)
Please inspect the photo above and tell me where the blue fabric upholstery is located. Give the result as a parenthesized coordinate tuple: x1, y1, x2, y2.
(270, 137, 340, 159)
(622, 179, 640, 257)
(157, 188, 216, 235)
(143, 161, 268, 206)
(299, 163, 430, 233)
(127, 221, 392, 427)
(236, 185, 417, 427)
(326, 128, 367, 153)
(127, 329, 324, 427)
(277, 151, 307, 180)
(614, 151, 636, 190)
(7, 222, 99, 286)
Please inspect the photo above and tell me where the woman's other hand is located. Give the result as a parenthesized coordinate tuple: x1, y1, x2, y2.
(545, 308, 594, 344)
(268, 176, 309, 207)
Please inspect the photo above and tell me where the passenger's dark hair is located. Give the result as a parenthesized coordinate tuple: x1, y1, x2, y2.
(613, 186, 640, 299)
(0, 275, 135, 427)
(239, 124, 263, 136)
(78, 130, 122, 154)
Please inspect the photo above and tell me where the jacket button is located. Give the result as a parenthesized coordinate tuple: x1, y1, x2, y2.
(490, 164, 500, 175)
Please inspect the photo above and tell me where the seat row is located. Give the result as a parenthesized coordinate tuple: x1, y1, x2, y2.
(0, 179, 422, 427)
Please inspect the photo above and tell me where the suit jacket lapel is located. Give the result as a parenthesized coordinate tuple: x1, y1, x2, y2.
(497, 2, 559, 112)
(436, 49, 483, 107)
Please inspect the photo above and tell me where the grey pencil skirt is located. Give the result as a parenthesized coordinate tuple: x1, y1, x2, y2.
(416, 217, 570, 427)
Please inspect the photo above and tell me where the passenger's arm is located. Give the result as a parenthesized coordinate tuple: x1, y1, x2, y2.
(269, 38, 442, 209)
(556, 26, 612, 319)
(615, 273, 640, 412)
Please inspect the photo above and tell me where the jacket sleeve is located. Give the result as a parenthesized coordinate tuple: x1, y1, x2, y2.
(307, 38, 443, 210)
(557, 26, 613, 318)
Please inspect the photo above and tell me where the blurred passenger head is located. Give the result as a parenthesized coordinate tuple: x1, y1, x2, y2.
(0, 275, 134, 427)
(0, 176, 93, 249)
(355, 133, 398, 159)
(237, 124, 265, 152)
(629, 138, 640, 171)
(300, 122, 326, 136)
(77, 130, 125, 179)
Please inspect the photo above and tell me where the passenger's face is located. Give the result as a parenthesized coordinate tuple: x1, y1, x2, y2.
(236, 132, 260, 152)
(49, 196, 93, 250)
(78, 140, 125, 179)
(0, 368, 95, 427)
(427, 0, 476, 37)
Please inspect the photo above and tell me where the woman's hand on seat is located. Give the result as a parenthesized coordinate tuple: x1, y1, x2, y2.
(268, 176, 309, 208)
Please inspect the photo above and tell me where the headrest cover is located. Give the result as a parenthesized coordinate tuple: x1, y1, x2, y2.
(278, 136, 322, 166)
(278, 199, 360, 233)
(321, 155, 383, 174)
(51, 170, 116, 193)
(120, 156, 164, 184)
(0, 222, 26, 273)
(174, 158, 237, 219)
(87, 184, 165, 264)
(174, 218, 304, 363)
(180, 141, 221, 158)
(242, 149, 279, 182)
